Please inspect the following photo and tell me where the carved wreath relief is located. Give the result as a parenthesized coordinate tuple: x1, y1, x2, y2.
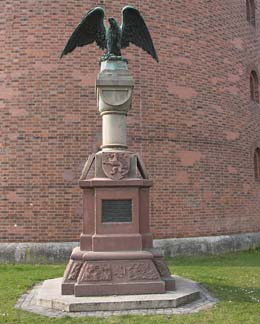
(102, 152, 130, 180)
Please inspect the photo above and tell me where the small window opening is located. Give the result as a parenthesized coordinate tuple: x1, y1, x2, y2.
(246, 0, 256, 26)
(250, 71, 259, 102)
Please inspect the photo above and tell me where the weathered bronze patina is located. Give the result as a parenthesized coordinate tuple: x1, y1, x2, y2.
(60, 6, 159, 62)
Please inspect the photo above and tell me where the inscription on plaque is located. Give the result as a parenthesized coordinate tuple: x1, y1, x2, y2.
(102, 199, 132, 223)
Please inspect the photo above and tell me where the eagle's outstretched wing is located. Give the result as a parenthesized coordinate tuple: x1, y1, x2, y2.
(60, 7, 106, 58)
(121, 6, 159, 62)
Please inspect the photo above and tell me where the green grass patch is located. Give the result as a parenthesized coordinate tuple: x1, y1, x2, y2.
(0, 249, 259, 323)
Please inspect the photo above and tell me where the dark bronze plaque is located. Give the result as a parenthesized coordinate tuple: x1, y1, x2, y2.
(102, 199, 132, 223)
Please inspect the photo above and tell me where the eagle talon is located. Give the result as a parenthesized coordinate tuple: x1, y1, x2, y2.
(99, 54, 128, 64)
(99, 54, 110, 63)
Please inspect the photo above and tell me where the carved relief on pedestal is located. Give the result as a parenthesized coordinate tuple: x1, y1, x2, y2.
(112, 264, 127, 279)
(102, 152, 130, 180)
(112, 262, 159, 281)
(64, 260, 83, 281)
(153, 258, 171, 277)
(126, 262, 160, 281)
(80, 263, 112, 282)
(75, 260, 161, 284)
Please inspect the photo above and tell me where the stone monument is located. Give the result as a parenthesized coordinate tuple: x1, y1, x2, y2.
(61, 59, 175, 296)
(15, 7, 208, 316)
(12, 6, 211, 317)
(59, 4, 175, 298)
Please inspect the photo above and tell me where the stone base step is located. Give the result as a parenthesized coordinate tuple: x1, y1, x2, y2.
(37, 276, 200, 312)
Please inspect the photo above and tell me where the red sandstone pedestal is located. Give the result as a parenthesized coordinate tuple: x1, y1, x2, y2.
(62, 152, 175, 296)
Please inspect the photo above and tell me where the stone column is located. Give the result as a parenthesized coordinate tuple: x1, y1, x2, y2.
(96, 60, 134, 150)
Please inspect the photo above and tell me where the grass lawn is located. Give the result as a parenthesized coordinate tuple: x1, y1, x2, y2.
(0, 249, 259, 324)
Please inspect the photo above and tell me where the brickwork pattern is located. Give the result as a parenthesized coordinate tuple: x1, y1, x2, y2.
(1, 0, 260, 242)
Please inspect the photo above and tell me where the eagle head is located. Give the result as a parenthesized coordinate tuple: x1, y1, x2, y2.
(108, 17, 117, 28)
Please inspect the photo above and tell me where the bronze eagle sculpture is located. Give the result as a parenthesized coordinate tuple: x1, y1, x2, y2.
(60, 6, 159, 62)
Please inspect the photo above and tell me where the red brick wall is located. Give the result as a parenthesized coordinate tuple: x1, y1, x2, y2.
(1, 0, 260, 242)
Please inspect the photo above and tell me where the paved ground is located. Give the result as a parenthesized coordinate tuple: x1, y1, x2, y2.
(15, 276, 218, 318)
